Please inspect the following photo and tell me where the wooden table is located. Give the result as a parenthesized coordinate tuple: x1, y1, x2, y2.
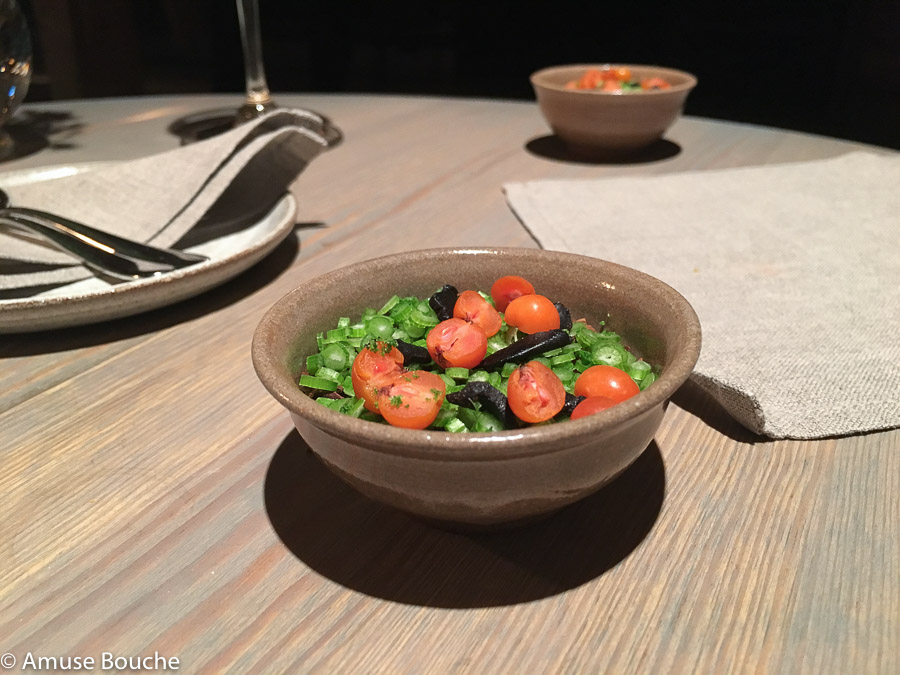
(1, 94, 897, 673)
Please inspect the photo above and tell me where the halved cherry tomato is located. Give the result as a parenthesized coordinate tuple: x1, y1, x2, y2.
(574, 365, 639, 403)
(605, 66, 631, 82)
(601, 80, 622, 93)
(426, 318, 487, 369)
(507, 361, 566, 423)
(570, 396, 617, 420)
(641, 77, 671, 90)
(504, 294, 560, 334)
(490, 275, 535, 312)
(351, 342, 404, 412)
(577, 68, 604, 90)
(357, 370, 400, 414)
(375, 370, 446, 429)
(454, 290, 502, 337)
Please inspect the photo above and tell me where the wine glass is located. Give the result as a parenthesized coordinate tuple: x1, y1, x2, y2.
(0, 0, 32, 159)
(234, 0, 277, 124)
(168, 0, 273, 143)
(169, 0, 339, 148)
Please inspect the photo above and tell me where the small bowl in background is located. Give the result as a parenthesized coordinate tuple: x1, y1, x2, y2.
(252, 248, 701, 531)
(530, 64, 697, 155)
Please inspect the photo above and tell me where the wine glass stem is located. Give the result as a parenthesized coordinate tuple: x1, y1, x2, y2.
(236, 0, 271, 105)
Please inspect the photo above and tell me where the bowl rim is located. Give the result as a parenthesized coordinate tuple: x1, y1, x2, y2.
(530, 63, 698, 95)
(252, 247, 701, 461)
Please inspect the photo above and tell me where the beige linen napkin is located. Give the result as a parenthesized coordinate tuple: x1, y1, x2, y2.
(504, 152, 900, 439)
(0, 108, 332, 290)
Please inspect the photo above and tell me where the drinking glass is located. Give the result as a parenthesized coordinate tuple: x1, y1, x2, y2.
(234, 0, 277, 124)
(169, 0, 340, 147)
(169, 0, 277, 143)
(0, 0, 31, 159)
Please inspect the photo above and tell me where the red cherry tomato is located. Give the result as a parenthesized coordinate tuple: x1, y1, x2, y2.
(351, 342, 404, 413)
(571, 67, 633, 90)
(601, 80, 622, 93)
(606, 66, 632, 82)
(375, 370, 446, 429)
(506, 361, 566, 423)
(574, 365, 640, 403)
(577, 68, 604, 90)
(490, 275, 535, 312)
(641, 77, 671, 90)
(504, 294, 560, 334)
(570, 396, 617, 420)
(454, 290, 502, 337)
(426, 318, 488, 369)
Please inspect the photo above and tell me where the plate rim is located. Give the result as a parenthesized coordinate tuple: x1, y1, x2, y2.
(0, 162, 298, 332)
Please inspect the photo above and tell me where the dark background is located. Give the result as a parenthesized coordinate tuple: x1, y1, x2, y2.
(22, 0, 900, 149)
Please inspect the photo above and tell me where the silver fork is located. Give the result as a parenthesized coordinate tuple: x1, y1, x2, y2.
(0, 191, 208, 281)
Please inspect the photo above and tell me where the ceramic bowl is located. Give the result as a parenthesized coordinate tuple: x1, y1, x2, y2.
(531, 64, 698, 154)
(252, 247, 701, 530)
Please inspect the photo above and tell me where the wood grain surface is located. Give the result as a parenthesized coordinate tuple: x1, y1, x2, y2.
(1, 95, 897, 674)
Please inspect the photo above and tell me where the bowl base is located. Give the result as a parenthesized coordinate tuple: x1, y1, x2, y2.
(563, 138, 657, 159)
(409, 509, 560, 534)
(316, 452, 570, 533)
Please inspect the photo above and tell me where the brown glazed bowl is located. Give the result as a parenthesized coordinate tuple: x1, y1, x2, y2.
(252, 248, 701, 530)
(530, 64, 697, 154)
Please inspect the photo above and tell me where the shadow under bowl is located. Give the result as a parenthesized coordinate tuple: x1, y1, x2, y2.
(252, 247, 701, 530)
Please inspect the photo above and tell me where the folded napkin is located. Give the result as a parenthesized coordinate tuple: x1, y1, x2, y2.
(0, 108, 332, 290)
(505, 152, 900, 439)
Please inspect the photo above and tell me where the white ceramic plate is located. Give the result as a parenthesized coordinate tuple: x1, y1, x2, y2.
(0, 164, 297, 333)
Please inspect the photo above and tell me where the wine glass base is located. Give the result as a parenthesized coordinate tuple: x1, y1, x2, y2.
(235, 98, 277, 125)
(167, 106, 344, 149)
(167, 108, 239, 145)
